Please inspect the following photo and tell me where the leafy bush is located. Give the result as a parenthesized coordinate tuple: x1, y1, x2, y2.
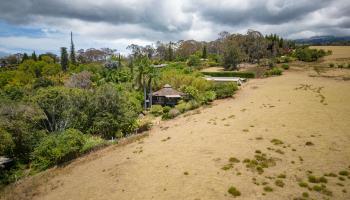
(3, 84, 25, 101)
(187, 55, 201, 67)
(212, 82, 238, 99)
(32, 129, 86, 170)
(150, 105, 163, 116)
(162, 108, 180, 119)
(202, 91, 216, 103)
(33, 77, 54, 89)
(0, 128, 14, 157)
(294, 47, 327, 62)
(281, 64, 289, 70)
(265, 67, 283, 76)
(163, 106, 171, 113)
(202, 71, 255, 78)
(338, 63, 344, 68)
(329, 63, 335, 68)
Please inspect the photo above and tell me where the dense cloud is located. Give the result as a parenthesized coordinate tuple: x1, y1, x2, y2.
(0, 0, 349, 53)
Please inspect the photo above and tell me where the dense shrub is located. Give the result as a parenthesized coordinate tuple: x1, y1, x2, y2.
(202, 91, 216, 103)
(150, 105, 163, 116)
(294, 47, 327, 62)
(329, 63, 335, 68)
(3, 85, 25, 101)
(0, 102, 47, 161)
(187, 55, 201, 67)
(0, 128, 14, 157)
(33, 77, 55, 89)
(281, 64, 289, 70)
(212, 82, 238, 99)
(162, 108, 180, 119)
(33, 87, 90, 132)
(89, 84, 141, 138)
(338, 63, 344, 68)
(265, 67, 283, 76)
(202, 71, 255, 78)
(31, 129, 87, 170)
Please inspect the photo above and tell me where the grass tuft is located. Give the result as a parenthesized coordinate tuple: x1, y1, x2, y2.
(228, 186, 241, 197)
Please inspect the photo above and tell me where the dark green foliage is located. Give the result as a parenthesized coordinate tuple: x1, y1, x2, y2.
(33, 87, 90, 132)
(0, 128, 14, 157)
(339, 170, 349, 176)
(32, 129, 86, 170)
(0, 102, 47, 161)
(33, 77, 54, 89)
(211, 82, 238, 99)
(265, 67, 282, 76)
(329, 63, 335, 68)
(70, 32, 76, 65)
(187, 55, 201, 67)
(263, 186, 273, 192)
(21, 53, 29, 63)
(202, 71, 255, 78)
(60, 47, 69, 71)
(89, 84, 141, 138)
(31, 51, 37, 61)
(302, 192, 309, 198)
(281, 63, 289, 70)
(202, 45, 207, 59)
(2, 84, 25, 100)
(294, 47, 327, 62)
(275, 179, 285, 187)
(228, 186, 241, 197)
(308, 175, 327, 183)
(229, 157, 240, 163)
(223, 46, 241, 70)
(150, 105, 163, 116)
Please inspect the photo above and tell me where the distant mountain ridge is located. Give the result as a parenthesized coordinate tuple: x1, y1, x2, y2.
(294, 35, 350, 45)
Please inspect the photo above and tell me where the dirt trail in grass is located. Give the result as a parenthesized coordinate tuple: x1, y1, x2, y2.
(3, 68, 350, 200)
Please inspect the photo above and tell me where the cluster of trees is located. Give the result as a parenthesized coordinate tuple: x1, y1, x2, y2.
(293, 46, 330, 62)
(125, 30, 295, 70)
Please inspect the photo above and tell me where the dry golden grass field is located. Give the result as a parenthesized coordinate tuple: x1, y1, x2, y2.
(1, 57, 350, 200)
(311, 46, 350, 63)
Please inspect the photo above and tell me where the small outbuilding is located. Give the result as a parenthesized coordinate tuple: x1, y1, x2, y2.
(152, 84, 184, 106)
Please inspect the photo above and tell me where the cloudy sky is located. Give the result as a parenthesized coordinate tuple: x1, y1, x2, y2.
(0, 0, 349, 55)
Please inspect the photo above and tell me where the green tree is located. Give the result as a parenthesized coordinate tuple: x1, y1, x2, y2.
(70, 32, 76, 65)
(21, 53, 29, 63)
(202, 45, 207, 59)
(89, 84, 140, 138)
(223, 45, 241, 70)
(33, 87, 90, 132)
(60, 47, 69, 71)
(31, 51, 37, 61)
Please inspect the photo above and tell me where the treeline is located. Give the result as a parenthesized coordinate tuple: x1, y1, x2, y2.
(127, 30, 295, 70)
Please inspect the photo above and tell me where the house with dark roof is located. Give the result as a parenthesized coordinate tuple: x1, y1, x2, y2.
(152, 84, 184, 106)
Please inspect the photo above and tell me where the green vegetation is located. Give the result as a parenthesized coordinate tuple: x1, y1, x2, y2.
(339, 170, 349, 176)
(228, 186, 241, 197)
(263, 186, 273, 192)
(265, 67, 283, 76)
(293, 47, 327, 62)
(275, 180, 285, 187)
(201, 71, 255, 78)
(270, 139, 284, 145)
(229, 157, 240, 163)
(281, 63, 289, 70)
(307, 175, 327, 183)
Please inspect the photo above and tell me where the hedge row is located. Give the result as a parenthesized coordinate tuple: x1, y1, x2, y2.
(201, 71, 255, 78)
